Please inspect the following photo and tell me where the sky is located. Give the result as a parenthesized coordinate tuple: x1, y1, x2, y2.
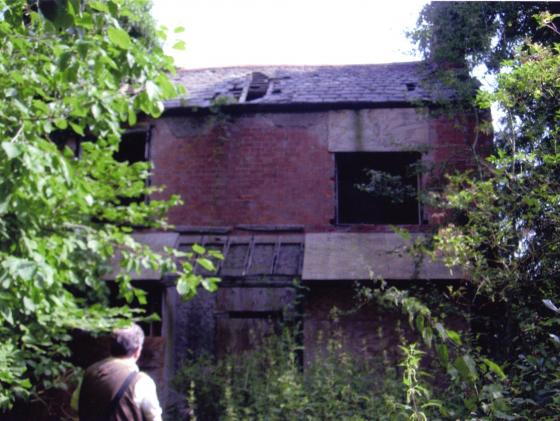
(151, 0, 430, 69)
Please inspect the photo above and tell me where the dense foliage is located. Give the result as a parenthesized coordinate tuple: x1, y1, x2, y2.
(410, 1, 560, 71)
(397, 1, 560, 418)
(174, 329, 432, 421)
(0, 0, 218, 410)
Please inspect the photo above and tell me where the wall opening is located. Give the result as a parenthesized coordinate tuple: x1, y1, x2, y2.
(245, 72, 269, 102)
(335, 152, 421, 224)
(115, 129, 149, 164)
(114, 128, 150, 205)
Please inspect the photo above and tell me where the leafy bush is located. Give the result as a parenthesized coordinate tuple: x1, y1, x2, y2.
(174, 329, 408, 421)
(172, 326, 461, 420)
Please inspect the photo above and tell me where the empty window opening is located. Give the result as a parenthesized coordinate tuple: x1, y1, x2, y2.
(115, 130, 149, 164)
(336, 152, 421, 224)
(114, 129, 150, 205)
(406, 82, 416, 91)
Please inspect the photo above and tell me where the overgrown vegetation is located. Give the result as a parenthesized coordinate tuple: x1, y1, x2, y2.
(174, 327, 451, 421)
(387, 2, 560, 418)
(0, 0, 218, 411)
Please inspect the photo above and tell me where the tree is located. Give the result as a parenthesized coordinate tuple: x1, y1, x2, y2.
(395, 1, 560, 418)
(0, 0, 218, 410)
(410, 1, 560, 72)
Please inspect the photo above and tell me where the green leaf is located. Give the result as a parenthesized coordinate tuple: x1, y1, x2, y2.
(208, 250, 224, 260)
(172, 40, 186, 50)
(76, 42, 89, 59)
(90, 1, 109, 13)
(483, 358, 506, 380)
(128, 108, 137, 126)
(435, 343, 449, 366)
(91, 104, 101, 119)
(54, 118, 68, 130)
(454, 354, 478, 383)
(197, 258, 216, 272)
(19, 379, 31, 389)
(145, 80, 159, 101)
(69, 122, 84, 136)
(421, 326, 433, 347)
(107, 27, 132, 49)
(202, 277, 220, 292)
(2, 142, 20, 159)
(446, 329, 462, 345)
(192, 244, 205, 255)
(176, 279, 187, 296)
(415, 314, 425, 332)
(4, 257, 36, 281)
(23, 297, 36, 313)
(155, 74, 177, 98)
(0, 307, 14, 325)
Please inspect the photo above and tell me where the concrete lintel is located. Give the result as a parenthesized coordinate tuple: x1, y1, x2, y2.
(302, 232, 462, 281)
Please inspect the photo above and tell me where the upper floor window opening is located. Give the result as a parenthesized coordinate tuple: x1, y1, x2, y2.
(114, 128, 151, 205)
(335, 152, 422, 225)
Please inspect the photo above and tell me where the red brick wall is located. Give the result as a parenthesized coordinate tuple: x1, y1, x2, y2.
(151, 113, 334, 227)
(149, 109, 488, 230)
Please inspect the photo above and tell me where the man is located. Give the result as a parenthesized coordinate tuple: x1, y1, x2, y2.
(76, 323, 163, 421)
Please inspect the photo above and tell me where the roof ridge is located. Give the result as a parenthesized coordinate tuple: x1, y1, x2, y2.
(176, 61, 427, 73)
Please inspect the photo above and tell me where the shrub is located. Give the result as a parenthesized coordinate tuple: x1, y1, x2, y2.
(173, 329, 404, 421)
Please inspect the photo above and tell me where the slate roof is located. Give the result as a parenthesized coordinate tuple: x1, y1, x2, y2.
(166, 62, 444, 110)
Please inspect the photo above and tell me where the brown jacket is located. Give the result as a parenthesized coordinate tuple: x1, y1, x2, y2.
(78, 358, 144, 421)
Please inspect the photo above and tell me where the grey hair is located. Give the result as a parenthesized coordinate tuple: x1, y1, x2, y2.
(110, 323, 145, 357)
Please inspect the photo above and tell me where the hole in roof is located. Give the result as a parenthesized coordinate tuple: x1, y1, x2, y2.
(228, 86, 243, 100)
(406, 82, 416, 91)
(245, 72, 269, 102)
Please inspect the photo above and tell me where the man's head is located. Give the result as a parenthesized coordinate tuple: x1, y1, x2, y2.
(110, 323, 145, 360)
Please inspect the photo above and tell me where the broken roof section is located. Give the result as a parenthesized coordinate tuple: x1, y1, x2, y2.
(167, 62, 446, 110)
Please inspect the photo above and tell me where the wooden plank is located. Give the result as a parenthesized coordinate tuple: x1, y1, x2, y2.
(216, 287, 295, 312)
(215, 317, 276, 358)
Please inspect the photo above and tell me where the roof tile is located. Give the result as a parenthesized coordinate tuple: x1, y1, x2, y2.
(169, 62, 444, 109)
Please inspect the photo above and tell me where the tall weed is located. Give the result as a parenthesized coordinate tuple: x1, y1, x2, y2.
(174, 329, 405, 420)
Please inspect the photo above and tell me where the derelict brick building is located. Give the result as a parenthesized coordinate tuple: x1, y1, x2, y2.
(116, 62, 488, 403)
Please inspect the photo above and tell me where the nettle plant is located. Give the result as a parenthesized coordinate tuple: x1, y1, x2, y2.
(0, 0, 218, 409)
(174, 328, 405, 421)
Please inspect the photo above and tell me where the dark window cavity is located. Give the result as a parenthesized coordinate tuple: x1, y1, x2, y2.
(114, 129, 150, 205)
(336, 152, 421, 225)
(115, 129, 149, 164)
